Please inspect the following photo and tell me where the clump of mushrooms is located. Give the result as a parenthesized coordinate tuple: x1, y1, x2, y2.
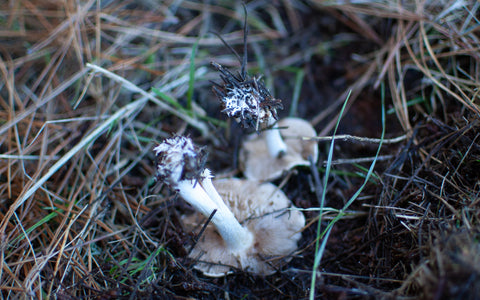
(154, 136, 305, 276)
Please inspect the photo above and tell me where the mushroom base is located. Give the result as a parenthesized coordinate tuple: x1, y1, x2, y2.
(182, 178, 305, 277)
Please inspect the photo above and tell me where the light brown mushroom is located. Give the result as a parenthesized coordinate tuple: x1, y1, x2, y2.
(239, 117, 319, 181)
(154, 136, 305, 277)
(183, 177, 305, 276)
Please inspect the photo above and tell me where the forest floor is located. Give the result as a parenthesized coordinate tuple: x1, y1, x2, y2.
(1, 1, 480, 299)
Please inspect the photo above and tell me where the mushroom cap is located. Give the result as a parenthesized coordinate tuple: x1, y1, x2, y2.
(240, 117, 319, 181)
(154, 136, 206, 187)
(211, 62, 282, 129)
(182, 178, 305, 277)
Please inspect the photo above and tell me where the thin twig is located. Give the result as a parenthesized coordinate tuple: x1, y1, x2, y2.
(298, 134, 407, 144)
(324, 155, 395, 166)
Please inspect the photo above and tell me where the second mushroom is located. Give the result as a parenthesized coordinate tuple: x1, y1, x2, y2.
(212, 61, 319, 181)
(211, 13, 318, 181)
(154, 136, 305, 277)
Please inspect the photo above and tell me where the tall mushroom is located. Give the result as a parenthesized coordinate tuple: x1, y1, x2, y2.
(212, 61, 287, 159)
(154, 136, 305, 276)
(211, 62, 319, 181)
(211, 10, 319, 181)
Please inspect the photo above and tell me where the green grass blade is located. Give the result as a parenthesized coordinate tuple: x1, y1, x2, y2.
(289, 69, 305, 117)
(187, 38, 200, 111)
(10, 211, 58, 245)
(310, 90, 351, 299)
(309, 85, 386, 298)
(152, 88, 186, 112)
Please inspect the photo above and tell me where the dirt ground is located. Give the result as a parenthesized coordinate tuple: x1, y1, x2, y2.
(1, 1, 480, 299)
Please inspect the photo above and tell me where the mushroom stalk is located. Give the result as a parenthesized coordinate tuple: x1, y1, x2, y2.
(265, 116, 287, 158)
(176, 178, 254, 252)
(200, 169, 228, 208)
(154, 136, 254, 254)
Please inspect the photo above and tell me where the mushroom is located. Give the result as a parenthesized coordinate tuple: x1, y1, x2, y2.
(212, 63, 319, 181)
(210, 12, 318, 181)
(240, 117, 319, 181)
(211, 61, 287, 159)
(210, 6, 288, 160)
(154, 136, 305, 276)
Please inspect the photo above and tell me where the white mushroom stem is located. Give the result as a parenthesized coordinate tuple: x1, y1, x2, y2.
(175, 173, 254, 253)
(265, 116, 288, 158)
(200, 169, 227, 208)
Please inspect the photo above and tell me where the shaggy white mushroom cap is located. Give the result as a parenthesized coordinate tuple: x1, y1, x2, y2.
(154, 136, 203, 187)
(211, 62, 283, 130)
(221, 79, 272, 124)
